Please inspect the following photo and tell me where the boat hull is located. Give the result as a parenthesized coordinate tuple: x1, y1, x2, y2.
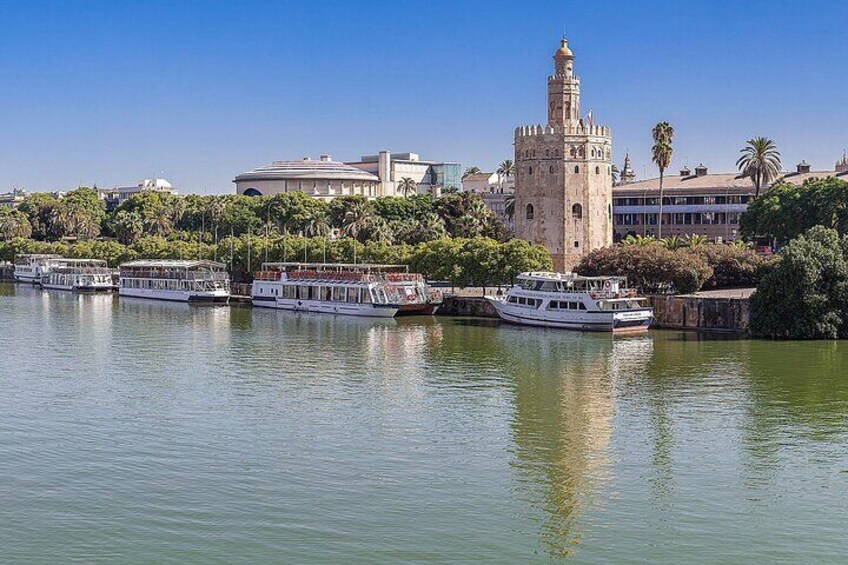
(252, 296, 398, 318)
(14, 273, 41, 284)
(119, 287, 230, 303)
(486, 296, 653, 334)
(42, 283, 114, 292)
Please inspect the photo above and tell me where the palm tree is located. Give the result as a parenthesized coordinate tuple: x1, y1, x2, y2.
(504, 194, 515, 220)
(113, 211, 144, 244)
(397, 177, 418, 198)
(341, 200, 373, 241)
(304, 212, 330, 237)
(145, 207, 174, 237)
(496, 160, 514, 192)
(651, 121, 675, 239)
(736, 137, 781, 198)
(463, 166, 481, 179)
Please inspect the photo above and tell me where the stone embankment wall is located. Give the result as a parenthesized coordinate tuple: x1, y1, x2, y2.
(436, 296, 499, 318)
(0, 264, 14, 280)
(646, 292, 751, 333)
(438, 291, 753, 333)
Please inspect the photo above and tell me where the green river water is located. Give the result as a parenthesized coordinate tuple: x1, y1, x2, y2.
(1, 282, 847, 563)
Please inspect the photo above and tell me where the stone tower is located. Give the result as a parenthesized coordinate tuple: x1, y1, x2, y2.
(514, 38, 613, 272)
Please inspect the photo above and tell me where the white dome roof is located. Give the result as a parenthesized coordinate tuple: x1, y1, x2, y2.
(234, 159, 379, 183)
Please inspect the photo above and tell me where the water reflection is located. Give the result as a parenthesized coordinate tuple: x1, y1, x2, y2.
(497, 328, 653, 558)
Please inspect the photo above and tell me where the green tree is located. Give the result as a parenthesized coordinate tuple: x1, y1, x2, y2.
(0, 208, 33, 240)
(397, 177, 418, 198)
(110, 210, 145, 245)
(651, 121, 674, 239)
(50, 187, 106, 240)
(740, 177, 848, 245)
(751, 226, 848, 339)
(736, 137, 781, 199)
(463, 166, 481, 179)
(17, 192, 58, 240)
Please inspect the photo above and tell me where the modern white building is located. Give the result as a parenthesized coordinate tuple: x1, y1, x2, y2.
(345, 151, 462, 197)
(100, 178, 178, 207)
(234, 156, 380, 199)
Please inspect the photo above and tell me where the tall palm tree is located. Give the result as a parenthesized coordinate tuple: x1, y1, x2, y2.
(113, 211, 144, 244)
(496, 160, 514, 192)
(463, 166, 481, 179)
(651, 121, 674, 239)
(504, 194, 515, 220)
(397, 177, 418, 198)
(736, 137, 781, 198)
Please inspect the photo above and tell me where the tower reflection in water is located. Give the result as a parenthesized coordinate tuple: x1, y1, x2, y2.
(498, 328, 653, 559)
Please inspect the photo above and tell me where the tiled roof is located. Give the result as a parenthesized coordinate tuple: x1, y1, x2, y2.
(616, 170, 848, 192)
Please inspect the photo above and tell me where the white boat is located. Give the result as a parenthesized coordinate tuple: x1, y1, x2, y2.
(485, 272, 654, 334)
(251, 262, 443, 318)
(13, 254, 61, 283)
(40, 259, 114, 291)
(118, 260, 230, 303)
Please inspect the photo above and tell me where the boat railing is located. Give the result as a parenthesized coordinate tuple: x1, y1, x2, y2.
(119, 270, 228, 281)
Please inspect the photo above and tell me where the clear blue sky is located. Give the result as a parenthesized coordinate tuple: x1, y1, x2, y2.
(1, 0, 846, 194)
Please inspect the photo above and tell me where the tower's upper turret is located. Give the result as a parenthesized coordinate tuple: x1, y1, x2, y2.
(548, 37, 580, 126)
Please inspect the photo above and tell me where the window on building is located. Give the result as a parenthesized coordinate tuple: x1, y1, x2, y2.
(572, 203, 583, 219)
(574, 240, 579, 248)
(528, 166, 533, 175)
(526, 204, 535, 220)
(595, 166, 600, 174)
(574, 165, 579, 173)
(549, 165, 554, 174)
(545, 149, 550, 157)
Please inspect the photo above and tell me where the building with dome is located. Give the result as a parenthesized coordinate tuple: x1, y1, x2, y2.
(233, 155, 380, 200)
(513, 38, 614, 272)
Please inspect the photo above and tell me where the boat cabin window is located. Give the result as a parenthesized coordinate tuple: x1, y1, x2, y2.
(517, 296, 541, 308)
(507, 296, 519, 304)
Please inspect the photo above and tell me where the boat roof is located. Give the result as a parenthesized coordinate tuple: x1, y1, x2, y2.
(121, 259, 226, 269)
(517, 271, 627, 282)
(261, 262, 410, 272)
(55, 258, 108, 266)
(15, 254, 62, 259)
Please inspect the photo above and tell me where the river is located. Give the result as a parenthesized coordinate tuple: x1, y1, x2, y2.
(1, 282, 847, 563)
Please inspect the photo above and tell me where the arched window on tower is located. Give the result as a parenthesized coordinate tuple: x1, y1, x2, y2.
(528, 166, 533, 175)
(526, 204, 535, 220)
(595, 166, 600, 174)
(574, 165, 580, 174)
(545, 149, 550, 157)
(549, 165, 554, 174)
(572, 203, 583, 219)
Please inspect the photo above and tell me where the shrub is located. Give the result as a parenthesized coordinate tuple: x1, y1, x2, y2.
(576, 244, 712, 294)
(687, 244, 776, 288)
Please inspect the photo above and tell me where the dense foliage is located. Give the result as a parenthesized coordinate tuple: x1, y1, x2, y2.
(576, 240, 774, 294)
(751, 227, 848, 339)
(740, 177, 848, 245)
(5, 188, 510, 247)
(0, 235, 551, 288)
(576, 244, 712, 294)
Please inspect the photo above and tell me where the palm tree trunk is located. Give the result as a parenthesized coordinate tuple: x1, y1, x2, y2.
(657, 171, 664, 239)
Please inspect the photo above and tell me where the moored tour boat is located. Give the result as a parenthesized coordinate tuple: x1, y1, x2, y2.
(251, 262, 443, 318)
(118, 260, 230, 303)
(13, 254, 61, 283)
(40, 259, 114, 292)
(485, 272, 654, 334)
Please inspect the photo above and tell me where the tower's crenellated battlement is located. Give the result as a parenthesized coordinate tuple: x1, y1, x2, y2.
(514, 124, 612, 138)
